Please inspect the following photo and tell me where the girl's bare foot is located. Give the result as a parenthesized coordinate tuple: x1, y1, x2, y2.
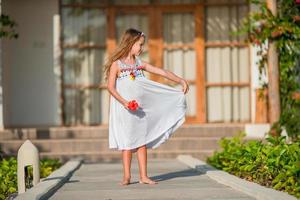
(119, 178, 131, 186)
(139, 177, 157, 185)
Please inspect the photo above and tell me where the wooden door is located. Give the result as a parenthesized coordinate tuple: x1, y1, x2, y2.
(150, 5, 205, 123)
(59, 1, 250, 126)
(108, 5, 205, 124)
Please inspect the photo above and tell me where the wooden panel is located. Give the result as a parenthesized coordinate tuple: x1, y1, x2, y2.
(159, 5, 200, 12)
(205, 42, 248, 47)
(111, 6, 150, 13)
(160, 80, 196, 85)
(106, 7, 116, 57)
(195, 5, 206, 123)
(63, 44, 106, 49)
(206, 82, 250, 87)
(185, 116, 200, 124)
(64, 84, 107, 89)
(163, 44, 194, 49)
(61, 4, 107, 9)
(255, 88, 268, 123)
(204, 2, 248, 6)
(148, 7, 163, 82)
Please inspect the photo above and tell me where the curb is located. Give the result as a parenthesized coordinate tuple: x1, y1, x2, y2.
(15, 158, 83, 200)
(177, 155, 298, 200)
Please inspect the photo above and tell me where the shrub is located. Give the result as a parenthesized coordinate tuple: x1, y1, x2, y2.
(0, 157, 62, 200)
(237, 0, 300, 141)
(207, 133, 300, 198)
(0, 158, 17, 200)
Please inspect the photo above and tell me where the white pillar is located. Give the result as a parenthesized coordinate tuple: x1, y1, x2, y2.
(250, 2, 268, 123)
(53, 14, 62, 125)
(17, 140, 40, 194)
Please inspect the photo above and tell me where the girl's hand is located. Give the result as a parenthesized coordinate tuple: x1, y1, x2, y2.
(180, 79, 189, 94)
(123, 101, 129, 110)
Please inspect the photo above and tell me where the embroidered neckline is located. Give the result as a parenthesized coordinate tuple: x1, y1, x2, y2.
(120, 66, 144, 72)
(117, 68, 145, 80)
(117, 57, 145, 80)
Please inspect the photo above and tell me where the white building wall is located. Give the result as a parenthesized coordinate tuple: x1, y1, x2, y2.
(2, 0, 60, 127)
(0, 0, 3, 129)
(249, 2, 268, 123)
(0, 0, 266, 127)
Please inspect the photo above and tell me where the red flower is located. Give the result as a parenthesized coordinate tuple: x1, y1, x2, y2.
(127, 100, 139, 111)
(129, 71, 135, 80)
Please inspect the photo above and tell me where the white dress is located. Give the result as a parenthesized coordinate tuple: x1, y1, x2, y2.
(109, 56, 187, 151)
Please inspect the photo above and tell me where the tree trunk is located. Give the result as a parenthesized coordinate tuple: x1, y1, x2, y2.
(266, 0, 281, 125)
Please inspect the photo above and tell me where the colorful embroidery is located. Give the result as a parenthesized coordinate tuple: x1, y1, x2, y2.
(117, 59, 145, 80)
(129, 71, 135, 80)
(118, 66, 145, 80)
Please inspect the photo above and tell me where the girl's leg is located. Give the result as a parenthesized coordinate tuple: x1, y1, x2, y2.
(120, 149, 132, 185)
(136, 145, 157, 184)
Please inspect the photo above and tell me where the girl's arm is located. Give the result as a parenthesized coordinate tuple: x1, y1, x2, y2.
(142, 61, 189, 94)
(106, 61, 129, 109)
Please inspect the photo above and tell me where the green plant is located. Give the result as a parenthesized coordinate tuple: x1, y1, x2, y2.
(0, 157, 62, 200)
(0, 158, 17, 200)
(40, 158, 62, 178)
(236, 0, 300, 141)
(0, 14, 18, 39)
(207, 133, 300, 198)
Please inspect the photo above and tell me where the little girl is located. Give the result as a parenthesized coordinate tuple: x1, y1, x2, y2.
(104, 28, 189, 186)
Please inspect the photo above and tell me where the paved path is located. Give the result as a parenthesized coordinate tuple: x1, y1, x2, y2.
(49, 158, 255, 200)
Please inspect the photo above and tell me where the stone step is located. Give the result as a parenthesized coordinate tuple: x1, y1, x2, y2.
(176, 124, 244, 137)
(0, 137, 223, 154)
(0, 124, 244, 140)
(0, 127, 109, 140)
(3, 150, 215, 163)
(0, 124, 247, 162)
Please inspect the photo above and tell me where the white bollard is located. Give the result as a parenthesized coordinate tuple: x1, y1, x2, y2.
(17, 139, 40, 194)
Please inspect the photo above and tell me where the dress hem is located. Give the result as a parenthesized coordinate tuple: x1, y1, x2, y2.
(109, 112, 186, 151)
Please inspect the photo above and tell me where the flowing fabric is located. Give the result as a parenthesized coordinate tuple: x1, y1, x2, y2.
(109, 57, 187, 151)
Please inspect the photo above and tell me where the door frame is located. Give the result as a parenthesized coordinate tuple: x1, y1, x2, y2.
(106, 4, 206, 124)
(59, 1, 250, 126)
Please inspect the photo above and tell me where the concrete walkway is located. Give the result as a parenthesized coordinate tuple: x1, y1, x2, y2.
(49, 158, 255, 200)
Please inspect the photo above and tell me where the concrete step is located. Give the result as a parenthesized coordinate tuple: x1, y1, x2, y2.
(0, 127, 109, 140)
(2, 150, 215, 163)
(0, 124, 244, 140)
(175, 124, 244, 137)
(0, 137, 223, 154)
(0, 124, 247, 162)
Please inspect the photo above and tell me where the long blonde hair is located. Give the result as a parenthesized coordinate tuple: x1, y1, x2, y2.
(103, 28, 145, 81)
